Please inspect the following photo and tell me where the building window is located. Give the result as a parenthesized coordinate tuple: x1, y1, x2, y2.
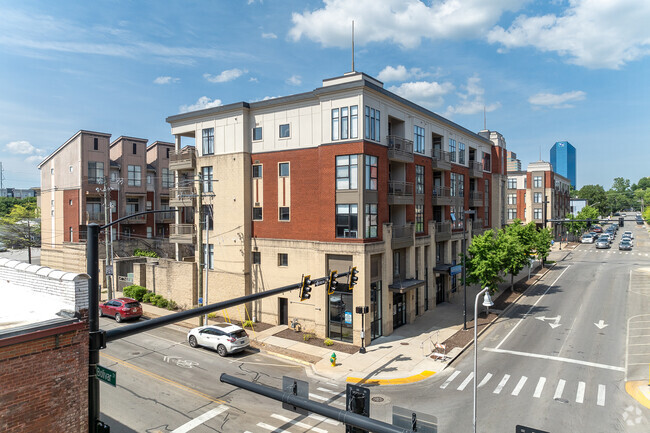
(458, 174, 465, 197)
(414, 125, 425, 153)
(253, 127, 262, 141)
(252, 251, 261, 265)
(279, 123, 290, 138)
(340, 107, 349, 140)
(365, 155, 377, 190)
(507, 178, 517, 189)
(252, 165, 262, 178)
(534, 208, 543, 220)
(147, 227, 153, 239)
(332, 109, 340, 140)
(201, 205, 214, 230)
(449, 139, 456, 162)
(450, 173, 457, 197)
(415, 165, 425, 194)
(279, 162, 290, 177)
(88, 162, 104, 184)
(202, 128, 214, 155)
(201, 166, 213, 192)
(533, 176, 542, 188)
(277, 253, 288, 267)
(127, 165, 141, 186)
(507, 193, 517, 205)
(147, 174, 153, 185)
(534, 192, 543, 203)
(365, 204, 377, 238)
(364, 106, 380, 141)
(146, 200, 152, 210)
(69, 227, 73, 242)
(93, 137, 98, 150)
(415, 204, 424, 233)
(162, 168, 173, 188)
(69, 200, 73, 206)
(126, 198, 139, 215)
(350, 105, 358, 138)
(253, 207, 262, 220)
(166, 148, 170, 158)
(485, 179, 490, 210)
(336, 204, 358, 238)
(458, 142, 465, 164)
(133, 142, 137, 154)
(203, 244, 214, 270)
(336, 155, 358, 190)
(507, 209, 517, 220)
(279, 207, 290, 221)
(483, 153, 491, 171)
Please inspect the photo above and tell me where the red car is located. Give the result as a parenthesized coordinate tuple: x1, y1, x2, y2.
(592, 226, 603, 233)
(99, 297, 142, 322)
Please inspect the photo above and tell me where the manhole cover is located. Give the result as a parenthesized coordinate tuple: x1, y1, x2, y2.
(372, 396, 384, 402)
(554, 398, 569, 404)
(400, 342, 409, 346)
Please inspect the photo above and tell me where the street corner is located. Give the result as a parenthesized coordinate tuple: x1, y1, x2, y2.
(346, 370, 436, 386)
(625, 380, 650, 409)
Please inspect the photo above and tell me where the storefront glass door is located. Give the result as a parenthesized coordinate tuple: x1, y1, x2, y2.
(328, 290, 353, 343)
(370, 282, 382, 340)
(392, 292, 406, 329)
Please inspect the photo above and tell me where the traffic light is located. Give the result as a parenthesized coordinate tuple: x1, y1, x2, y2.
(299, 275, 312, 301)
(348, 266, 358, 290)
(619, 216, 624, 227)
(327, 270, 338, 295)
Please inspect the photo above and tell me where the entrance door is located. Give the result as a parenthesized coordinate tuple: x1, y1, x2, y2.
(370, 282, 382, 340)
(436, 275, 445, 304)
(392, 293, 406, 329)
(328, 291, 353, 343)
(279, 298, 288, 325)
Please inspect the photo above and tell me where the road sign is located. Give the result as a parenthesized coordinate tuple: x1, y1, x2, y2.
(449, 265, 463, 276)
(282, 376, 309, 415)
(96, 365, 116, 387)
(105, 265, 113, 276)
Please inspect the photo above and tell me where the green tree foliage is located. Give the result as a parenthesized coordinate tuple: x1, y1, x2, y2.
(134, 249, 159, 258)
(606, 177, 635, 213)
(534, 227, 553, 265)
(464, 229, 506, 294)
(632, 177, 650, 191)
(0, 197, 37, 217)
(565, 205, 600, 237)
(501, 224, 529, 291)
(0, 204, 41, 263)
(576, 185, 607, 214)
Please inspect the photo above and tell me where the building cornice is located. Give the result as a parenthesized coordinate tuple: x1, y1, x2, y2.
(37, 130, 112, 169)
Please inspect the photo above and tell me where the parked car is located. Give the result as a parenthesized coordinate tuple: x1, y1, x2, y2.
(99, 297, 142, 322)
(581, 234, 595, 244)
(0, 242, 7, 252)
(596, 239, 611, 249)
(619, 240, 633, 251)
(187, 323, 250, 356)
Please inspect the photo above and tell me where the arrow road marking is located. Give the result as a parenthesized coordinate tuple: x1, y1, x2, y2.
(536, 315, 562, 329)
(595, 320, 609, 329)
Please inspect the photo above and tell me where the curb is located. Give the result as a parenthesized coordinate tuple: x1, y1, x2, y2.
(625, 381, 650, 409)
(265, 351, 312, 367)
(346, 370, 436, 386)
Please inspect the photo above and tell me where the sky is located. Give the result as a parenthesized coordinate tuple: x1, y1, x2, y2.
(1, 0, 649, 190)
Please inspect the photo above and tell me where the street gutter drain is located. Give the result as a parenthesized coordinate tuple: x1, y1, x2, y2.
(372, 397, 384, 402)
(400, 342, 409, 346)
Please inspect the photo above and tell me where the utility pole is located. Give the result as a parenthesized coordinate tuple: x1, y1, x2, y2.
(197, 177, 204, 326)
(97, 177, 114, 300)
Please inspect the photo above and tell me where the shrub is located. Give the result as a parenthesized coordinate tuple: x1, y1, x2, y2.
(166, 300, 177, 310)
(123, 285, 147, 301)
(151, 294, 163, 305)
(324, 338, 334, 346)
(142, 292, 153, 303)
(156, 297, 169, 309)
(134, 249, 159, 258)
(303, 333, 314, 342)
(207, 312, 217, 319)
(242, 320, 254, 328)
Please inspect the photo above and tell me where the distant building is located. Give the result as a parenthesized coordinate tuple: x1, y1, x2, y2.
(0, 188, 38, 198)
(550, 141, 576, 188)
(570, 198, 588, 215)
(506, 151, 521, 172)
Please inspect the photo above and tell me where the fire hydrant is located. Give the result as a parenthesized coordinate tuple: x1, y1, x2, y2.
(330, 352, 337, 367)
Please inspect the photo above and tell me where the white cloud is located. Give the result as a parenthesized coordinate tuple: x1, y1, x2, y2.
(528, 90, 586, 108)
(286, 75, 302, 86)
(153, 76, 179, 84)
(377, 65, 431, 82)
(289, 0, 527, 48)
(488, 0, 650, 69)
(6, 140, 41, 155)
(179, 97, 223, 113)
(387, 80, 455, 109)
(204, 68, 247, 83)
(249, 77, 259, 82)
(445, 75, 501, 116)
(25, 155, 45, 164)
(262, 32, 277, 39)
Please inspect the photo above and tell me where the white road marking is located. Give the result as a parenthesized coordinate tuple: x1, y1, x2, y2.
(495, 265, 571, 350)
(317, 387, 342, 395)
(576, 381, 586, 404)
(511, 376, 528, 396)
(597, 384, 606, 406)
(309, 393, 345, 407)
(478, 373, 493, 388)
(171, 405, 229, 433)
(533, 377, 546, 398)
(271, 414, 328, 433)
(458, 372, 474, 391)
(440, 371, 461, 389)
(484, 347, 626, 372)
(553, 379, 566, 400)
(493, 374, 511, 394)
(257, 422, 285, 432)
(308, 414, 340, 426)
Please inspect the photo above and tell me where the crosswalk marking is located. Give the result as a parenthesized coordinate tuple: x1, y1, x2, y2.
(493, 374, 511, 394)
(171, 405, 229, 433)
(598, 384, 606, 406)
(478, 373, 493, 388)
(458, 372, 474, 391)
(308, 414, 340, 426)
(257, 422, 284, 432)
(576, 381, 586, 404)
(553, 379, 566, 400)
(309, 393, 345, 407)
(317, 387, 342, 395)
(512, 376, 527, 396)
(441, 371, 461, 389)
(271, 414, 328, 433)
(533, 377, 546, 398)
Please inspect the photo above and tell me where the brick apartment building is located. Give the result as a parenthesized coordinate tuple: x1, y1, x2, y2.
(506, 161, 571, 237)
(165, 71, 509, 346)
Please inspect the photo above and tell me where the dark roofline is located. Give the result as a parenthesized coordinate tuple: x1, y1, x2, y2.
(38, 130, 112, 169)
(147, 141, 174, 151)
(110, 136, 148, 147)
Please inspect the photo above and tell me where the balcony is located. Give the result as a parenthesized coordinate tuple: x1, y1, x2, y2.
(155, 211, 175, 223)
(471, 218, 484, 233)
(392, 224, 414, 249)
(169, 147, 196, 171)
(388, 181, 414, 205)
(431, 149, 452, 171)
(170, 224, 196, 244)
(469, 161, 483, 178)
(123, 214, 147, 224)
(435, 221, 452, 241)
(169, 186, 195, 207)
(85, 211, 104, 224)
(432, 186, 454, 206)
(387, 136, 414, 163)
(469, 191, 484, 207)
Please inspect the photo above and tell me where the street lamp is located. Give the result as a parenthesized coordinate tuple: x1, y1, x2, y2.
(463, 209, 476, 330)
(473, 287, 493, 433)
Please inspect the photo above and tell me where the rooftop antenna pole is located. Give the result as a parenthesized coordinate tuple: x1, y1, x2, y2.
(351, 20, 355, 72)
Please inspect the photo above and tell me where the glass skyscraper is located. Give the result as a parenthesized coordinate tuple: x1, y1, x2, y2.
(550, 141, 576, 188)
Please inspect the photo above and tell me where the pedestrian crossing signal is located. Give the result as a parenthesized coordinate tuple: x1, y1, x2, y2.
(299, 275, 312, 301)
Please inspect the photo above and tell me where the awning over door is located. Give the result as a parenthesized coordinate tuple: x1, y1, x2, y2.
(388, 278, 425, 294)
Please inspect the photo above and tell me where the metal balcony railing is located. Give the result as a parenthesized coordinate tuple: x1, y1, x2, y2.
(469, 161, 483, 177)
(392, 224, 414, 241)
(432, 186, 451, 198)
(169, 147, 196, 171)
(86, 211, 104, 223)
(388, 181, 414, 197)
(432, 149, 452, 163)
(387, 135, 414, 162)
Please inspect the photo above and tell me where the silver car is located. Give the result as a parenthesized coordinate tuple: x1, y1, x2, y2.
(187, 323, 250, 356)
(619, 241, 633, 251)
(581, 234, 594, 244)
(596, 239, 610, 249)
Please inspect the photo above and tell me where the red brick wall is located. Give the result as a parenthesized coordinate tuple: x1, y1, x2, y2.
(63, 190, 80, 242)
(545, 171, 553, 187)
(0, 322, 88, 433)
(517, 189, 526, 219)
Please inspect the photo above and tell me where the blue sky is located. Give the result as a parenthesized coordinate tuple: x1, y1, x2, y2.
(1, 0, 649, 190)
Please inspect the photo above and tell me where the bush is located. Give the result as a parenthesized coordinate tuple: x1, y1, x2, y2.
(166, 300, 177, 310)
(156, 297, 169, 309)
(134, 249, 159, 258)
(142, 292, 153, 303)
(324, 338, 334, 346)
(303, 333, 314, 342)
(242, 320, 254, 328)
(123, 285, 147, 301)
(207, 312, 217, 319)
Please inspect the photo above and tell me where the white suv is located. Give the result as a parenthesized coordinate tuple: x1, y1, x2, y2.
(187, 323, 250, 356)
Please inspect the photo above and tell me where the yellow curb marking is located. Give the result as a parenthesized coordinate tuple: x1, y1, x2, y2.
(266, 351, 312, 366)
(101, 352, 228, 405)
(346, 370, 436, 385)
(625, 381, 650, 409)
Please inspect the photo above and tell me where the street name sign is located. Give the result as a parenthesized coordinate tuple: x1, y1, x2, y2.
(96, 365, 116, 387)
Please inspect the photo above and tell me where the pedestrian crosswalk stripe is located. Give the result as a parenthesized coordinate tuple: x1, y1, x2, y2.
(441, 371, 461, 389)
(257, 422, 284, 432)
(308, 393, 345, 407)
(317, 387, 342, 395)
(478, 373, 493, 388)
(458, 372, 474, 391)
(576, 381, 586, 404)
(533, 377, 546, 398)
(512, 376, 527, 396)
(554, 379, 566, 400)
(598, 384, 606, 406)
(308, 414, 340, 426)
(493, 374, 511, 394)
(271, 414, 328, 433)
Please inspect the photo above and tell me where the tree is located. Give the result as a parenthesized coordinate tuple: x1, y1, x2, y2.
(576, 185, 607, 215)
(501, 224, 529, 291)
(0, 204, 41, 263)
(464, 229, 506, 295)
(534, 227, 553, 267)
(0, 197, 37, 217)
(632, 177, 650, 191)
(566, 205, 600, 238)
